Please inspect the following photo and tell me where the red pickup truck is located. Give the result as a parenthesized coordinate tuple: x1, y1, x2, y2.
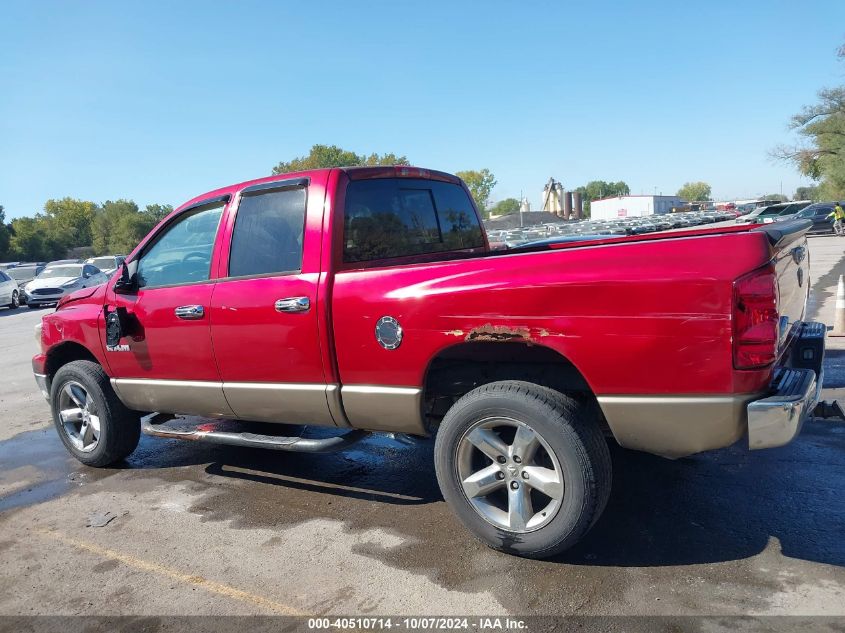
(33, 166, 825, 558)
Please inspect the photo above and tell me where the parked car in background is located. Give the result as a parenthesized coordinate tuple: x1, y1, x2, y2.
(45, 259, 82, 267)
(24, 263, 107, 309)
(0, 262, 21, 270)
(738, 202, 812, 225)
(0, 270, 22, 308)
(5, 265, 45, 304)
(787, 202, 836, 233)
(85, 255, 125, 278)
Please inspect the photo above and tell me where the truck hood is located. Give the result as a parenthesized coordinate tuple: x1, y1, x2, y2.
(57, 285, 102, 309)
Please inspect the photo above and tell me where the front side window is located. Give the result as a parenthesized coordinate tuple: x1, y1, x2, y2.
(343, 178, 484, 263)
(136, 203, 224, 289)
(228, 187, 307, 278)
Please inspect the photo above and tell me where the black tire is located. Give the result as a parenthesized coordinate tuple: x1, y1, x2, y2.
(50, 360, 140, 467)
(434, 381, 611, 559)
(8, 290, 19, 309)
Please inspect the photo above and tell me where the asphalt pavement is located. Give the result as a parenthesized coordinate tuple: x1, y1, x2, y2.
(1, 233, 844, 620)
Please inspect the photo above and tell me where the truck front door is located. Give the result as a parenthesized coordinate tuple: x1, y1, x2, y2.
(103, 198, 233, 418)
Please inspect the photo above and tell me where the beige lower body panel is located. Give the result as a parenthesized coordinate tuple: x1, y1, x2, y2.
(110, 378, 423, 432)
(111, 379, 236, 419)
(223, 382, 339, 426)
(597, 393, 763, 458)
(341, 385, 426, 435)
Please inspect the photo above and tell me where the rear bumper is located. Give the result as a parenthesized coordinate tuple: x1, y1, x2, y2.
(747, 321, 826, 450)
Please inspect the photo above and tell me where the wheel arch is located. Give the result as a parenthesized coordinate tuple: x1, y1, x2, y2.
(422, 341, 601, 431)
(45, 341, 101, 381)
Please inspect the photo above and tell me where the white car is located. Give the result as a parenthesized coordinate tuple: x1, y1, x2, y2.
(84, 255, 125, 278)
(24, 263, 108, 309)
(0, 269, 22, 309)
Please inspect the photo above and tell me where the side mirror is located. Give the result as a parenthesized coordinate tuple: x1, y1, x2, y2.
(113, 261, 137, 294)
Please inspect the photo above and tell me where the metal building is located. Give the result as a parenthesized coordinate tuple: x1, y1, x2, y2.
(589, 195, 684, 220)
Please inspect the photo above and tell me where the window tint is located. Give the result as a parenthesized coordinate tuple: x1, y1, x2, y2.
(343, 178, 484, 263)
(137, 203, 224, 289)
(0, 271, 8, 281)
(228, 187, 307, 277)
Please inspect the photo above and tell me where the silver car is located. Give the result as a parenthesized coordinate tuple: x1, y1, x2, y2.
(0, 270, 22, 309)
(23, 263, 107, 309)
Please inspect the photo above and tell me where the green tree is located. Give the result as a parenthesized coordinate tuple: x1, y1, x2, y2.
(488, 198, 520, 217)
(574, 180, 630, 216)
(763, 193, 788, 202)
(677, 181, 712, 201)
(112, 212, 157, 253)
(91, 199, 157, 254)
(795, 185, 821, 201)
(773, 42, 845, 199)
(272, 144, 409, 175)
(456, 169, 497, 216)
(144, 203, 173, 224)
(577, 180, 630, 201)
(0, 206, 11, 260)
(42, 197, 96, 250)
(8, 217, 64, 261)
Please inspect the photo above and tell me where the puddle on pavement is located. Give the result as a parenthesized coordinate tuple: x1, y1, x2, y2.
(2, 411, 844, 614)
(0, 427, 83, 513)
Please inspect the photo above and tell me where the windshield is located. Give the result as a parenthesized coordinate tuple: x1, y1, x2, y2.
(38, 265, 83, 279)
(88, 257, 116, 269)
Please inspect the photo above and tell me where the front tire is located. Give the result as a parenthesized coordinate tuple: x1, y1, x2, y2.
(434, 381, 611, 559)
(50, 360, 140, 467)
(8, 290, 19, 309)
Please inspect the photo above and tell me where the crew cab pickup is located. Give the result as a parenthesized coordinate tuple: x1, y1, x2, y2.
(33, 166, 826, 558)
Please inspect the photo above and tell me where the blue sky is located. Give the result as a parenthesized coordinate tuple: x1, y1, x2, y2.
(1, 1, 844, 218)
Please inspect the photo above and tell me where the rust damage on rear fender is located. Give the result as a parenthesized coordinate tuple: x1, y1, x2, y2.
(465, 324, 533, 343)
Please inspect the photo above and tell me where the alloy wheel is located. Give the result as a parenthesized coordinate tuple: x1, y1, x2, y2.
(58, 381, 101, 452)
(456, 417, 564, 533)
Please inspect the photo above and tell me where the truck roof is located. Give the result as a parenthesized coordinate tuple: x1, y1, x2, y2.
(175, 166, 459, 214)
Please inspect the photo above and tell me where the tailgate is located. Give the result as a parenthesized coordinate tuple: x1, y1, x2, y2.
(754, 220, 812, 357)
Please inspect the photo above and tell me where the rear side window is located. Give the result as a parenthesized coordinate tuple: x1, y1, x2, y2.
(343, 178, 484, 263)
(228, 187, 307, 277)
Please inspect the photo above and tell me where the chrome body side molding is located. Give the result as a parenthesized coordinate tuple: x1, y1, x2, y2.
(341, 385, 425, 435)
(597, 393, 762, 459)
(111, 378, 236, 419)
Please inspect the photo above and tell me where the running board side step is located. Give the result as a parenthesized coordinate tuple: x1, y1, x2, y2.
(141, 415, 370, 453)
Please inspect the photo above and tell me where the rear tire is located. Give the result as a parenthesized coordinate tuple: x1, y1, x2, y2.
(434, 381, 611, 559)
(8, 290, 19, 309)
(50, 360, 140, 467)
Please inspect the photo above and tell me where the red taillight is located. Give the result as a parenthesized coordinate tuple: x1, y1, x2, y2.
(733, 265, 779, 369)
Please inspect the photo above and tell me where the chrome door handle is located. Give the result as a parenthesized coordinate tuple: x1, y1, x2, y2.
(275, 297, 310, 313)
(175, 305, 205, 320)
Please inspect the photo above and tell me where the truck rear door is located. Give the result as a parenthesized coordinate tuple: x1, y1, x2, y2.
(209, 175, 337, 426)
